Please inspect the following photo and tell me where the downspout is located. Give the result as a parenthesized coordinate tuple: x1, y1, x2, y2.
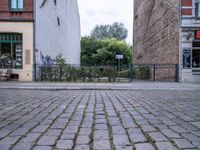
(179, 0, 182, 82)
(33, 0, 36, 81)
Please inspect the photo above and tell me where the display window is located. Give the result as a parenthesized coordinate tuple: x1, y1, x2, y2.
(192, 41, 200, 68)
(0, 33, 23, 69)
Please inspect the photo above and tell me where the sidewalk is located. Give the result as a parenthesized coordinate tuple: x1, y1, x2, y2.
(0, 82, 200, 90)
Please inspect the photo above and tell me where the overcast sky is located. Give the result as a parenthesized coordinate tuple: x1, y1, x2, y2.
(77, 0, 133, 45)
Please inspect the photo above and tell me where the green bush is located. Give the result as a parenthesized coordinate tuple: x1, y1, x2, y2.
(135, 65, 150, 79)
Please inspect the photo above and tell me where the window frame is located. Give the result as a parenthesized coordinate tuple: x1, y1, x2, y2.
(10, 0, 24, 11)
(195, 0, 200, 19)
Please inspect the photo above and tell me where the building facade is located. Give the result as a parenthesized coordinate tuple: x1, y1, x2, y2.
(35, 0, 81, 65)
(181, 0, 200, 82)
(0, 0, 34, 81)
(134, 0, 200, 83)
(0, 0, 81, 81)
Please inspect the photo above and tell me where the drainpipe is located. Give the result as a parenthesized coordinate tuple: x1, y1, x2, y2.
(179, 0, 182, 82)
(33, 0, 36, 81)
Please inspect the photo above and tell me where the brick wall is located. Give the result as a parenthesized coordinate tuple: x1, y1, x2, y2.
(133, 0, 180, 64)
(182, 0, 193, 16)
(134, 0, 144, 15)
(0, 0, 33, 21)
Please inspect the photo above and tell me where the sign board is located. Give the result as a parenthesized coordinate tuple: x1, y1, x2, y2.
(183, 49, 191, 68)
(115, 54, 123, 59)
(25, 49, 31, 65)
(195, 31, 200, 39)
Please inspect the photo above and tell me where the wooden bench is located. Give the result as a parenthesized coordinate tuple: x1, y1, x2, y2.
(0, 69, 12, 80)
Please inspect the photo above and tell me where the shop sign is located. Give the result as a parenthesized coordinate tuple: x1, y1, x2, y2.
(183, 49, 191, 68)
(195, 31, 200, 39)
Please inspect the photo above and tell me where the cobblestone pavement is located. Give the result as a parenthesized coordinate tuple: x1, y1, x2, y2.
(0, 89, 200, 150)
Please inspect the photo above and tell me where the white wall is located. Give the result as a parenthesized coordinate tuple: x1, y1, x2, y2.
(35, 0, 81, 65)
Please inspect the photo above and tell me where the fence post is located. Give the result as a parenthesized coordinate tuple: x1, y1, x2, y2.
(129, 64, 133, 82)
(89, 68, 91, 82)
(34, 63, 37, 81)
(175, 64, 179, 82)
(153, 64, 156, 82)
(59, 65, 62, 81)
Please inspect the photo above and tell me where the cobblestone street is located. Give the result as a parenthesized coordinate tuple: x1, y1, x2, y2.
(0, 89, 200, 150)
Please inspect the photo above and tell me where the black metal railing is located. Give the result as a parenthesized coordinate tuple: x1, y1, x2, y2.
(34, 64, 179, 82)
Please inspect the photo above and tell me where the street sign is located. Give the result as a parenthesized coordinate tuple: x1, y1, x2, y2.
(115, 54, 123, 59)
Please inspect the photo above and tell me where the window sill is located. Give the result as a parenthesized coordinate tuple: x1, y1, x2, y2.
(10, 9, 24, 12)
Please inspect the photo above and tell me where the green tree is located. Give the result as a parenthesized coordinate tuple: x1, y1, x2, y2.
(91, 22, 128, 40)
(81, 36, 132, 66)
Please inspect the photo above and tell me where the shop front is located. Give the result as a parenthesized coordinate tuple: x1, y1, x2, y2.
(0, 33, 23, 70)
(181, 30, 200, 82)
(0, 22, 33, 81)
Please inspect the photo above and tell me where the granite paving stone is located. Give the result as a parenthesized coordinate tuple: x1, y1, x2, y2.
(76, 135, 90, 144)
(148, 132, 168, 142)
(0, 89, 200, 149)
(129, 133, 147, 143)
(93, 140, 111, 150)
(155, 142, 177, 150)
(32, 146, 52, 150)
(37, 136, 57, 146)
(135, 143, 155, 150)
(12, 142, 33, 150)
(161, 129, 181, 138)
(172, 139, 196, 149)
(74, 145, 90, 150)
(56, 139, 73, 149)
(94, 130, 109, 140)
(113, 134, 130, 146)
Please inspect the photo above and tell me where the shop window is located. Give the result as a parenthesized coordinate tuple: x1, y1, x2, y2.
(11, 0, 23, 10)
(192, 50, 200, 68)
(0, 33, 23, 69)
(192, 41, 200, 68)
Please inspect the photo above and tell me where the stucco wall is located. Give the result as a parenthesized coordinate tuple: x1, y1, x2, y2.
(0, 22, 33, 81)
(35, 0, 81, 65)
(133, 0, 180, 64)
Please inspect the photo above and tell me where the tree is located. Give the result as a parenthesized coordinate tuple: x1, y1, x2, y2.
(90, 22, 128, 40)
(81, 36, 132, 66)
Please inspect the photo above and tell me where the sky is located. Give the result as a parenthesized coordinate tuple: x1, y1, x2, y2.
(77, 0, 133, 45)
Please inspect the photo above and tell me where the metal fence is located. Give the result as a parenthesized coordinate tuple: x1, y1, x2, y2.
(34, 64, 179, 82)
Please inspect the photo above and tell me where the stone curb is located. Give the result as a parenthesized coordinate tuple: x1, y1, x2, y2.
(0, 86, 199, 91)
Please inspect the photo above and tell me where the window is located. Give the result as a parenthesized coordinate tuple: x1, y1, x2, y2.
(11, 0, 23, 10)
(54, 0, 57, 6)
(192, 50, 200, 68)
(195, 0, 200, 17)
(192, 42, 200, 68)
(0, 33, 23, 69)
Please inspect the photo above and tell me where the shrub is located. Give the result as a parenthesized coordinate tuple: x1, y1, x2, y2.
(135, 65, 150, 79)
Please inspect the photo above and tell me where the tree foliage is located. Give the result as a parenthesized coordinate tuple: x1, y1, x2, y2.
(55, 53, 66, 66)
(81, 36, 132, 66)
(90, 22, 128, 40)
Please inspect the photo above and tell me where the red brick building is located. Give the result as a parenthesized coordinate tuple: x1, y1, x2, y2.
(134, 0, 200, 82)
(0, 0, 33, 20)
